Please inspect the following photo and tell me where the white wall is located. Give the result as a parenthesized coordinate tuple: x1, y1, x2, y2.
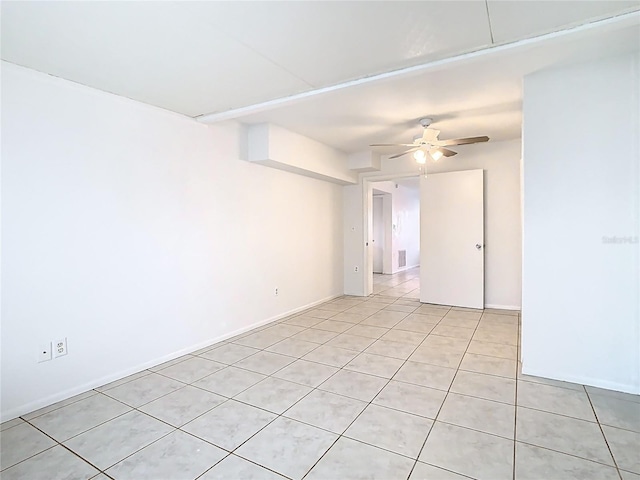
(522, 52, 640, 393)
(1, 63, 344, 420)
(343, 184, 364, 296)
(344, 139, 522, 308)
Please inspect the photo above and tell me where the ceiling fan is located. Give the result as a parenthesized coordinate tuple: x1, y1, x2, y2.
(370, 118, 489, 163)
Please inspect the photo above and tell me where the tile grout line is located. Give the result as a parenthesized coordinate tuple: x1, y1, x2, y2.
(511, 439, 628, 470)
(407, 306, 483, 479)
(18, 391, 102, 423)
(23, 398, 133, 442)
(194, 453, 290, 480)
(13, 416, 114, 476)
(0, 443, 59, 474)
(584, 387, 624, 479)
(513, 312, 522, 480)
(95, 420, 177, 474)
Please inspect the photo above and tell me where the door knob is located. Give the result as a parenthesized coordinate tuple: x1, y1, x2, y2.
(476, 244, 482, 250)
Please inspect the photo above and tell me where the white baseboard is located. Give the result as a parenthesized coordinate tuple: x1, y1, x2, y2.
(391, 263, 420, 274)
(1, 293, 341, 422)
(484, 303, 521, 311)
(521, 365, 640, 395)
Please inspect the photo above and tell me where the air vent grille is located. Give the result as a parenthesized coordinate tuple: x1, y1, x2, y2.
(398, 250, 407, 268)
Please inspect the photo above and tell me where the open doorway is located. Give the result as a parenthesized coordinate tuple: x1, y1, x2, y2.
(365, 170, 485, 308)
(369, 178, 421, 299)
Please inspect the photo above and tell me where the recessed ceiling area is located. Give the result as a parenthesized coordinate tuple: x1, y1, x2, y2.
(1, 0, 638, 119)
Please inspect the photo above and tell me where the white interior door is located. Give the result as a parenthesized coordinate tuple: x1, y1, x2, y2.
(420, 169, 484, 308)
(372, 196, 384, 273)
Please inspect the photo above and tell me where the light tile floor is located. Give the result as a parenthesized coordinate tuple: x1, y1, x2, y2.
(1, 268, 639, 479)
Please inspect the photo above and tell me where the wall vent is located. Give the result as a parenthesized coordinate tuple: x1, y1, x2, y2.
(398, 250, 407, 268)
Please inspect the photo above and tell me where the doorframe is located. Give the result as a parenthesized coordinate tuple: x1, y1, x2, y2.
(362, 173, 421, 296)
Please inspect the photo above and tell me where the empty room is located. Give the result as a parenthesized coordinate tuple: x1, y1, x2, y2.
(1, 1, 639, 480)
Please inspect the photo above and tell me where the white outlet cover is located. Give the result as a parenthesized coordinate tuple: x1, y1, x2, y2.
(38, 342, 52, 362)
(54, 337, 68, 357)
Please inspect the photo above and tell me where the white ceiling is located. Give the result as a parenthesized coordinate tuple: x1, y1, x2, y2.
(1, 1, 639, 155)
(230, 13, 640, 153)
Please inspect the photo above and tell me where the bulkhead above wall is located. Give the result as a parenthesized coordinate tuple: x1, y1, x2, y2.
(245, 123, 382, 185)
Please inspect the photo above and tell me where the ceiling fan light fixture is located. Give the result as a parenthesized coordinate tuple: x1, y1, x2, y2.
(414, 149, 427, 164)
(430, 149, 444, 162)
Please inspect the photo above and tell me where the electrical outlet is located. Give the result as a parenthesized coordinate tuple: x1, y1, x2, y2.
(354, 266, 359, 272)
(38, 342, 52, 363)
(275, 287, 279, 296)
(54, 337, 68, 358)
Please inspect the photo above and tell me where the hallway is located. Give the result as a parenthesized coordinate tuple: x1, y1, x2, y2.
(373, 267, 420, 299)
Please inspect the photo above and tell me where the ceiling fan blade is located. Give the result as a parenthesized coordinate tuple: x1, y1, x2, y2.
(439, 147, 458, 157)
(389, 147, 419, 159)
(370, 143, 418, 147)
(422, 128, 440, 143)
(434, 136, 489, 147)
